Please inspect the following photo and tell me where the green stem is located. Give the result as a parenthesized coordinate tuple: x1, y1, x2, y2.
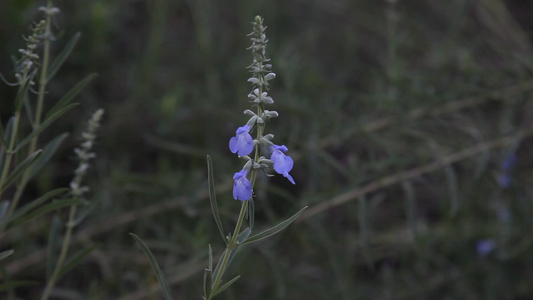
(0, 63, 30, 222)
(5, 0, 53, 223)
(0, 86, 26, 237)
(0, 111, 22, 207)
(209, 86, 264, 298)
(31, 0, 53, 154)
(229, 201, 249, 246)
(40, 204, 77, 300)
(209, 200, 248, 297)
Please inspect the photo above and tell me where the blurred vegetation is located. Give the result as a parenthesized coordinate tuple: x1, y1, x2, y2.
(1, 0, 533, 299)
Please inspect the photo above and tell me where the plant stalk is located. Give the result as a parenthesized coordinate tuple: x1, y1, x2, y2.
(40, 204, 78, 300)
(6, 0, 54, 223)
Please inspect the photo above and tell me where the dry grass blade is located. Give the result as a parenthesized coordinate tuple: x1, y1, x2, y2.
(301, 127, 533, 220)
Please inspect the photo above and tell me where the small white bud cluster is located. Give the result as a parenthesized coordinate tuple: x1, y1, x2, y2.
(244, 16, 279, 135)
(70, 109, 104, 198)
(14, 20, 46, 86)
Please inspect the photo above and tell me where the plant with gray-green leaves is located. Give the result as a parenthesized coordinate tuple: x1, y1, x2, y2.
(0, 0, 99, 297)
(131, 16, 307, 300)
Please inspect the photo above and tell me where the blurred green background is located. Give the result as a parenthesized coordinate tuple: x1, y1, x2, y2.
(1, 0, 533, 299)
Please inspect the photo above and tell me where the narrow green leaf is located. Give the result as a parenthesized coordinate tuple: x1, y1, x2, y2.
(47, 216, 62, 279)
(358, 196, 374, 270)
(71, 202, 94, 227)
(26, 133, 69, 181)
(129, 233, 174, 300)
(15, 69, 35, 111)
(236, 227, 251, 244)
(15, 103, 78, 152)
(203, 268, 212, 299)
(248, 198, 255, 230)
(210, 275, 241, 298)
(45, 74, 96, 120)
(212, 249, 227, 281)
(208, 244, 213, 271)
(207, 155, 226, 244)
(445, 165, 460, 215)
(0, 150, 42, 194)
(47, 32, 81, 82)
(226, 247, 239, 268)
(241, 206, 308, 245)
(0, 201, 9, 224)
(24, 96, 35, 127)
(0, 115, 5, 147)
(3, 188, 69, 227)
(0, 249, 14, 261)
(402, 180, 418, 239)
(57, 244, 100, 279)
(0, 280, 38, 292)
(9, 199, 85, 227)
(212, 248, 239, 284)
(1, 116, 14, 149)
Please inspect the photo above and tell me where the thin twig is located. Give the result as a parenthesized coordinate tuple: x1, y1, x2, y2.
(301, 126, 533, 220)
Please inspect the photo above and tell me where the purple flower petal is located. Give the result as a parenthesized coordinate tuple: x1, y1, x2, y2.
(270, 145, 295, 184)
(284, 172, 295, 184)
(233, 169, 252, 201)
(477, 239, 495, 257)
(502, 153, 517, 171)
(229, 125, 253, 156)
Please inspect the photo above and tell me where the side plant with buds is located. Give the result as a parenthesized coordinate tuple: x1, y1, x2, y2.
(0, 1, 98, 297)
(41, 109, 103, 300)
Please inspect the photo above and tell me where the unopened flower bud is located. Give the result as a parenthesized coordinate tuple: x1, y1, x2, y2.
(264, 73, 276, 81)
(243, 109, 256, 116)
(262, 110, 278, 120)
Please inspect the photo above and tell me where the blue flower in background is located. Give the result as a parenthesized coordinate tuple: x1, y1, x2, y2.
(233, 169, 252, 201)
(229, 124, 253, 156)
(476, 239, 495, 257)
(502, 153, 517, 171)
(497, 174, 512, 189)
(498, 152, 517, 189)
(270, 145, 295, 184)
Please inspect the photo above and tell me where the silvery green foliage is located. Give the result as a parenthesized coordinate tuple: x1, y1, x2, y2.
(0, 2, 99, 298)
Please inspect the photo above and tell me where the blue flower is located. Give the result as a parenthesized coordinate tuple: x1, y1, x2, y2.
(476, 239, 495, 257)
(233, 169, 252, 201)
(498, 153, 517, 189)
(502, 153, 517, 171)
(270, 145, 295, 184)
(229, 124, 253, 156)
(497, 174, 512, 189)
